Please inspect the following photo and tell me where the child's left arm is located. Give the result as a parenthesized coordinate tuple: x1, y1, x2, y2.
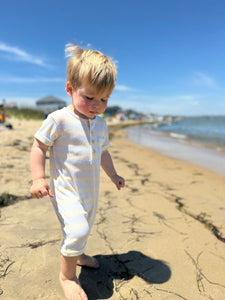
(101, 150, 125, 190)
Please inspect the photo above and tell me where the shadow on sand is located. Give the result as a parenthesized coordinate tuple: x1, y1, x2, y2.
(79, 251, 171, 299)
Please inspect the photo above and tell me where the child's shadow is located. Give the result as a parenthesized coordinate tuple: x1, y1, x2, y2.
(79, 251, 171, 299)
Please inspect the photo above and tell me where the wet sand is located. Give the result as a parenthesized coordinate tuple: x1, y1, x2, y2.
(0, 118, 225, 299)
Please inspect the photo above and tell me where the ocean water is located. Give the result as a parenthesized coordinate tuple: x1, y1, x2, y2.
(124, 116, 225, 176)
(152, 116, 225, 149)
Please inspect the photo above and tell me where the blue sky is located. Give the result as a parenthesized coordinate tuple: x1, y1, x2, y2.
(0, 0, 225, 116)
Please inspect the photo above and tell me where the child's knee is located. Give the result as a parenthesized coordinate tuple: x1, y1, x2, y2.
(63, 212, 90, 238)
(62, 226, 90, 256)
(67, 220, 90, 239)
(61, 214, 92, 255)
(74, 223, 90, 240)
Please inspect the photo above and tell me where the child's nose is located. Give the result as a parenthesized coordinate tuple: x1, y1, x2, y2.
(92, 99, 100, 107)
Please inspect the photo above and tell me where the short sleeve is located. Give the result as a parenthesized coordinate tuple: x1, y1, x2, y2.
(34, 116, 58, 146)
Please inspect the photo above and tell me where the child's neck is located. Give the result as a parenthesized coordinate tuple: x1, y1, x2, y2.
(67, 104, 75, 112)
(67, 105, 90, 125)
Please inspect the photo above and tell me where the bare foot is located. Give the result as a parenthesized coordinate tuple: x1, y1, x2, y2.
(77, 254, 99, 269)
(59, 272, 88, 300)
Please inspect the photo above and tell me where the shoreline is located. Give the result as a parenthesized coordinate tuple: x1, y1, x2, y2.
(123, 124, 225, 177)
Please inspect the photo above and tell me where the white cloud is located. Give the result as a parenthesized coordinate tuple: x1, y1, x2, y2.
(115, 84, 133, 91)
(193, 71, 218, 89)
(0, 42, 48, 67)
(79, 41, 92, 48)
(112, 58, 119, 68)
(0, 75, 64, 83)
(110, 92, 209, 116)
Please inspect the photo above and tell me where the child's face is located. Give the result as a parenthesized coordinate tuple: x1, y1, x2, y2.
(66, 82, 110, 119)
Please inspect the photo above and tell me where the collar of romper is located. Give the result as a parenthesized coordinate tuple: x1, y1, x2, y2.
(65, 105, 96, 124)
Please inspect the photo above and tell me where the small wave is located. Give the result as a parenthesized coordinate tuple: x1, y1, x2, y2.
(170, 132, 187, 139)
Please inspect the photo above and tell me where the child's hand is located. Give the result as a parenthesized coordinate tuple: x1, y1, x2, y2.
(111, 174, 125, 190)
(30, 179, 54, 198)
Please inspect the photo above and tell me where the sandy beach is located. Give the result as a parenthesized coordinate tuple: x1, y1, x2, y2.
(0, 118, 225, 300)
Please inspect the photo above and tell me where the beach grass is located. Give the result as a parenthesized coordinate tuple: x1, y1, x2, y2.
(5, 108, 44, 120)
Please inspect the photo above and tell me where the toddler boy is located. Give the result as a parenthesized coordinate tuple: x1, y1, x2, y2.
(30, 44, 125, 300)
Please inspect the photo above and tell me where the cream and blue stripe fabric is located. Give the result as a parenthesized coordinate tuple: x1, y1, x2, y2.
(34, 107, 109, 256)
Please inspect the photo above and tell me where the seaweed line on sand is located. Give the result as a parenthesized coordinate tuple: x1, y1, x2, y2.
(0, 193, 31, 208)
(174, 196, 225, 243)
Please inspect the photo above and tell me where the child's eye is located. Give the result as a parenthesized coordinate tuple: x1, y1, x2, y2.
(86, 96, 94, 100)
(101, 99, 108, 103)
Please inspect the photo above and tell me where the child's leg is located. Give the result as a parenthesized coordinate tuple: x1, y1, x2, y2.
(77, 253, 99, 269)
(60, 254, 87, 300)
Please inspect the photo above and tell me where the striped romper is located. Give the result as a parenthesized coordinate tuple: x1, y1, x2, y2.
(35, 107, 109, 256)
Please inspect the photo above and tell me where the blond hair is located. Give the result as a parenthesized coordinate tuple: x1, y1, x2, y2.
(65, 44, 117, 95)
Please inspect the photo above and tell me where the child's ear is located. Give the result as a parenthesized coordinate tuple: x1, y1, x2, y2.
(66, 81, 73, 97)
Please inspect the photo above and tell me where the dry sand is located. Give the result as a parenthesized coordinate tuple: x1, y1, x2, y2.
(0, 118, 225, 300)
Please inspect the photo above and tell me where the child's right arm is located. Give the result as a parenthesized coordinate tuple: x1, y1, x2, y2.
(30, 138, 54, 198)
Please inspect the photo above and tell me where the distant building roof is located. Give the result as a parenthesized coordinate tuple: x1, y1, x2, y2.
(36, 95, 67, 114)
(36, 95, 66, 105)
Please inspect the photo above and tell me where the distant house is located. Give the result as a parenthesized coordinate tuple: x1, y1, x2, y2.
(36, 95, 67, 114)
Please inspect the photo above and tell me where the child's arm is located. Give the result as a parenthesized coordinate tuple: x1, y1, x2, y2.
(30, 138, 54, 198)
(101, 150, 125, 190)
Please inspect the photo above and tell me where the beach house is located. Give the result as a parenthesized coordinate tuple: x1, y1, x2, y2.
(36, 95, 67, 114)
